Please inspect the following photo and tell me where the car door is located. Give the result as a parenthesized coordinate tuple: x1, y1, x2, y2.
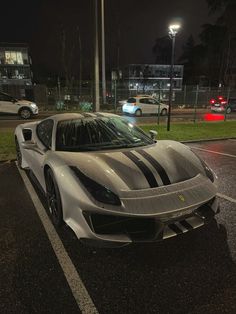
(139, 98, 159, 114)
(139, 98, 152, 114)
(28, 119, 54, 185)
(0, 93, 18, 114)
(230, 99, 236, 112)
(147, 98, 160, 114)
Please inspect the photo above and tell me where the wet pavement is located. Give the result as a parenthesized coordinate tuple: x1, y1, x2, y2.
(0, 140, 236, 314)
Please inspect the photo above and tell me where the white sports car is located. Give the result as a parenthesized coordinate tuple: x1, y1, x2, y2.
(15, 113, 219, 247)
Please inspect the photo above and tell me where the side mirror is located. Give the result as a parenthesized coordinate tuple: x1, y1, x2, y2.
(149, 130, 158, 140)
(12, 98, 17, 103)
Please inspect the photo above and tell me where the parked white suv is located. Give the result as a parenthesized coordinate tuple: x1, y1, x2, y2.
(0, 91, 38, 119)
(122, 96, 169, 116)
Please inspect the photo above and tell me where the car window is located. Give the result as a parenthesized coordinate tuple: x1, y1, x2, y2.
(36, 119, 54, 149)
(127, 98, 136, 103)
(139, 98, 149, 104)
(56, 117, 153, 152)
(0, 93, 13, 102)
(147, 98, 157, 104)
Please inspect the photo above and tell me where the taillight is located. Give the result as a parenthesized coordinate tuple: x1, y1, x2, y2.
(210, 99, 215, 104)
(221, 100, 227, 105)
(218, 96, 223, 101)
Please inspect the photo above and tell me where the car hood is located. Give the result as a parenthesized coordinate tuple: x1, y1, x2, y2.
(54, 140, 207, 193)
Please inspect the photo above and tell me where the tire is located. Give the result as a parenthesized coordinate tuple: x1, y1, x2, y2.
(226, 107, 231, 114)
(15, 138, 23, 168)
(45, 168, 63, 227)
(19, 108, 32, 119)
(135, 109, 142, 117)
(161, 108, 168, 116)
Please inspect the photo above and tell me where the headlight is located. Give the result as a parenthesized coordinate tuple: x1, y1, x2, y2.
(30, 103, 37, 108)
(193, 152, 215, 182)
(199, 159, 214, 182)
(70, 166, 121, 206)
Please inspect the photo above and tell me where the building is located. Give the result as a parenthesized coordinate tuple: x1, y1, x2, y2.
(121, 64, 184, 100)
(0, 43, 33, 99)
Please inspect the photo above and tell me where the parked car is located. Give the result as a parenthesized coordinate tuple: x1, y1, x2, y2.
(210, 96, 236, 114)
(0, 91, 38, 119)
(15, 113, 218, 247)
(122, 96, 169, 116)
(226, 98, 236, 113)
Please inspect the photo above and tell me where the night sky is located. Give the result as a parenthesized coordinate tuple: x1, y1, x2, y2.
(0, 0, 217, 79)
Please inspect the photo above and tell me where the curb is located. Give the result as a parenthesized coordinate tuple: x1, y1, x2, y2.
(0, 159, 16, 164)
(180, 137, 236, 144)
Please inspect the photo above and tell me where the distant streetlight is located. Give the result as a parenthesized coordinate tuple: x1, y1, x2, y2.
(167, 23, 181, 131)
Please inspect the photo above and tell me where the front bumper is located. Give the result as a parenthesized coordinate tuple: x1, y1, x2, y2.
(31, 107, 39, 115)
(62, 173, 218, 247)
(80, 197, 219, 246)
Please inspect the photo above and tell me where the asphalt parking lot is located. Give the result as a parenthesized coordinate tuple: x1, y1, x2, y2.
(0, 140, 236, 314)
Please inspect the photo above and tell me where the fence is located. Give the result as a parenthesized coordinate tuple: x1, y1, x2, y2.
(32, 83, 236, 115)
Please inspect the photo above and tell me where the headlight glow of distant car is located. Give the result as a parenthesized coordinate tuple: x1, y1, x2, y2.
(30, 103, 37, 108)
(70, 166, 121, 206)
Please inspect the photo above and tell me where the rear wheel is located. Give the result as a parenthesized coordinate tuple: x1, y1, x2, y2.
(45, 169, 63, 227)
(15, 138, 22, 168)
(19, 108, 32, 119)
(135, 109, 142, 117)
(161, 108, 168, 116)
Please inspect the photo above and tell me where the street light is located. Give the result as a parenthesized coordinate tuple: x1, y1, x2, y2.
(167, 23, 181, 131)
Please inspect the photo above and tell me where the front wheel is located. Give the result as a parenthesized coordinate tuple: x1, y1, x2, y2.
(15, 138, 22, 168)
(19, 108, 32, 119)
(135, 109, 142, 117)
(45, 169, 63, 227)
(161, 108, 168, 116)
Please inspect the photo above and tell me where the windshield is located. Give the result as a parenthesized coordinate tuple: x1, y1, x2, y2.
(56, 117, 154, 152)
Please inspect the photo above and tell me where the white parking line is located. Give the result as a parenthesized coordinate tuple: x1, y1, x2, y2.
(17, 165, 99, 314)
(217, 193, 236, 204)
(191, 147, 236, 158)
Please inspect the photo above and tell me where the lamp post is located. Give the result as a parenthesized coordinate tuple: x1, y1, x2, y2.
(94, 0, 100, 112)
(101, 0, 107, 105)
(167, 24, 180, 131)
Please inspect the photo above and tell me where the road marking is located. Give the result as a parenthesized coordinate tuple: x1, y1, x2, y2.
(17, 165, 99, 314)
(217, 193, 236, 204)
(191, 147, 236, 158)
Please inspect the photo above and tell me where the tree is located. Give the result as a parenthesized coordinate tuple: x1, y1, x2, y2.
(179, 0, 236, 86)
(206, 0, 236, 86)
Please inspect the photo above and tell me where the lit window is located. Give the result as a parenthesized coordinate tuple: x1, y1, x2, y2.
(5, 51, 24, 65)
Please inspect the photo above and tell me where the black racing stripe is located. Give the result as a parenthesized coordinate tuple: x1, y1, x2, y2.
(168, 223, 183, 235)
(136, 149, 171, 185)
(123, 152, 158, 188)
(179, 220, 193, 230)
